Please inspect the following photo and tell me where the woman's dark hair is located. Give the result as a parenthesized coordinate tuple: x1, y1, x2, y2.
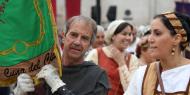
(154, 12, 190, 50)
(113, 22, 133, 35)
(136, 41, 149, 58)
(136, 45, 141, 58)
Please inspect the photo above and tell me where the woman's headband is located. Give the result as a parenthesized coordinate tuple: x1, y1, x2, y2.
(163, 12, 189, 49)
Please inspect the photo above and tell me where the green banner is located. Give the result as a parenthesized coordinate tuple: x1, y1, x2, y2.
(0, 0, 61, 86)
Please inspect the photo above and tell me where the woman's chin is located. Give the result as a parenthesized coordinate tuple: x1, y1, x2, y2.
(150, 54, 159, 59)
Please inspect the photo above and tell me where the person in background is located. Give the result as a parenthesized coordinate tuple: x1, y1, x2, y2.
(125, 26, 140, 55)
(92, 25, 105, 48)
(125, 12, 190, 95)
(85, 25, 105, 57)
(13, 15, 110, 95)
(85, 20, 139, 95)
(135, 27, 156, 65)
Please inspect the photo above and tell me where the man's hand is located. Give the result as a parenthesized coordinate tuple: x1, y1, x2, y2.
(36, 64, 65, 93)
(13, 73, 35, 95)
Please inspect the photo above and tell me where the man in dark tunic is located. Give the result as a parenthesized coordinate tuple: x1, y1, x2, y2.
(13, 16, 110, 95)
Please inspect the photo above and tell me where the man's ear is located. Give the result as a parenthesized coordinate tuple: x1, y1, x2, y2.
(173, 34, 182, 45)
(62, 36, 65, 41)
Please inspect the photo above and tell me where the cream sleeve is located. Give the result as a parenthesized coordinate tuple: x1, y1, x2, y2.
(118, 54, 139, 91)
(84, 49, 98, 65)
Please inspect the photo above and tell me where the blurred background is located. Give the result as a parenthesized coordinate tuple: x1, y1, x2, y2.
(52, 0, 190, 38)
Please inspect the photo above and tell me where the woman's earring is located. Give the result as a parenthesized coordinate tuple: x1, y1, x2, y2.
(171, 48, 175, 55)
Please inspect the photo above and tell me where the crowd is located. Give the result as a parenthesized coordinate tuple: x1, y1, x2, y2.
(1, 12, 190, 95)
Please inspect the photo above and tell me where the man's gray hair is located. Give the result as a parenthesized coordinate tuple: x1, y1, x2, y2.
(65, 15, 97, 44)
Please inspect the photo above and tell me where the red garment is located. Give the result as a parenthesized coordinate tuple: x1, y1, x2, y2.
(97, 48, 130, 95)
(51, 0, 56, 21)
(66, 0, 81, 20)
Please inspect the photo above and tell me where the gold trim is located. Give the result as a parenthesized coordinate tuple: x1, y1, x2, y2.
(163, 12, 189, 49)
(46, 0, 62, 76)
(0, 0, 63, 86)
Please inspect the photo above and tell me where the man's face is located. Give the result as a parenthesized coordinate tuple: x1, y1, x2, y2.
(64, 21, 93, 60)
